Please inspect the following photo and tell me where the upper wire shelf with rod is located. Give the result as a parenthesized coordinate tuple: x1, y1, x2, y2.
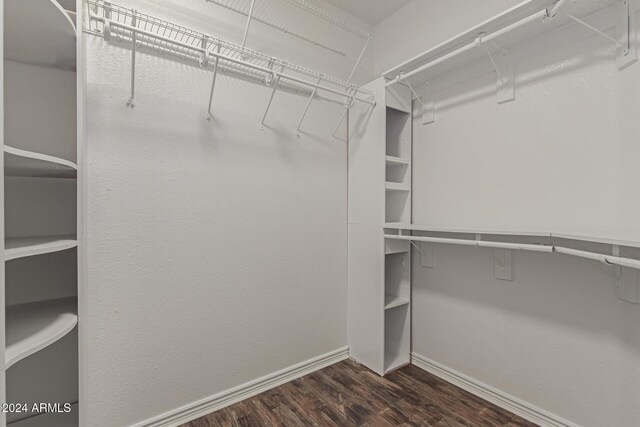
(203, 0, 372, 132)
(83, 1, 375, 130)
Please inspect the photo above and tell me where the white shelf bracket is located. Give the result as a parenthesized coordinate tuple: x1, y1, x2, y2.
(242, 0, 256, 49)
(613, 245, 640, 304)
(297, 77, 322, 132)
(126, 11, 138, 108)
(482, 37, 515, 104)
(494, 248, 513, 281)
(206, 41, 221, 120)
(616, 0, 639, 69)
(414, 82, 434, 125)
(420, 242, 434, 268)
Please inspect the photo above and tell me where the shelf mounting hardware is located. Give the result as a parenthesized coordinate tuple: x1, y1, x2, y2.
(479, 34, 514, 104)
(242, 0, 256, 49)
(127, 10, 138, 108)
(616, 0, 639, 69)
(494, 248, 513, 281)
(331, 87, 356, 138)
(207, 40, 221, 120)
(613, 245, 640, 304)
(261, 66, 284, 126)
(297, 77, 322, 132)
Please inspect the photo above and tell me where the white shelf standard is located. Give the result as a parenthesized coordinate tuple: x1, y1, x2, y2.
(5, 237, 78, 262)
(4, 0, 76, 70)
(5, 298, 78, 369)
(4, 146, 77, 179)
(8, 403, 78, 427)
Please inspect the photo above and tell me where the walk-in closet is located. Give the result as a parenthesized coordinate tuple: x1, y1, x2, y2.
(1, 0, 640, 426)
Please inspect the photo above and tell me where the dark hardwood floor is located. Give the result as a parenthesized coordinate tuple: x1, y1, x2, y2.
(181, 359, 537, 427)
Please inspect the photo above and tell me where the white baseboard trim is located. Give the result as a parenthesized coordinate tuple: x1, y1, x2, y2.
(411, 353, 579, 427)
(134, 347, 349, 427)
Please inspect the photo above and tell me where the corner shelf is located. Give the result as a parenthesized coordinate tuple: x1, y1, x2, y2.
(4, 0, 76, 70)
(385, 294, 410, 310)
(5, 298, 78, 369)
(5, 237, 78, 261)
(8, 403, 78, 427)
(4, 146, 77, 179)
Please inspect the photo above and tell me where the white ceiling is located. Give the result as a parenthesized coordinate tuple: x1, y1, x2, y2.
(324, 0, 412, 26)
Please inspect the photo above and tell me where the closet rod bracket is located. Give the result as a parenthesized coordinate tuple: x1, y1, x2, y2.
(613, 245, 640, 304)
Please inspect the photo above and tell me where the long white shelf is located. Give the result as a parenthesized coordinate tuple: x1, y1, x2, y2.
(5, 298, 77, 369)
(384, 223, 640, 248)
(5, 237, 78, 261)
(383, 0, 610, 86)
(9, 403, 78, 427)
(385, 294, 410, 310)
(4, 146, 77, 179)
(384, 224, 640, 270)
(5, 0, 76, 70)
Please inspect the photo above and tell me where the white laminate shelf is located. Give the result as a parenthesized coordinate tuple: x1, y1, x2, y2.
(8, 403, 78, 427)
(5, 298, 77, 369)
(385, 156, 410, 166)
(5, 236, 78, 261)
(385, 182, 410, 192)
(385, 294, 410, 310)
(4, 146, 77, 179)
(5, 0, 76, 70)
(384, 350, 410, 374)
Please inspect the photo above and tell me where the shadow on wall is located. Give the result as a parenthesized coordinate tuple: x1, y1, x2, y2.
(412, 243, 640, 352)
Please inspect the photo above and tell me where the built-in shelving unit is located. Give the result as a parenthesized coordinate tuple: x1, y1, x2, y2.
(347, 78, 413, 376)
(3, 0, 79, 425)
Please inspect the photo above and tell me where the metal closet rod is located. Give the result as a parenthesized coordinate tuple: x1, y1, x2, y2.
(93, 16, 375, 107)
(383, 234, 640, 270)
(385, 9, 548, 87)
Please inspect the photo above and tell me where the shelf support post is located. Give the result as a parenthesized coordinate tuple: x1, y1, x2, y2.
(127, 11, 138, 108)
(616, 0, 639, 69)
(242, 0, 256, 48)
(418, 83, 435, 125)
(331, 88, 355, 138)
(261, 73, 281, 126)
(297, 77, 322, 132)
(207, 41, 221, 120)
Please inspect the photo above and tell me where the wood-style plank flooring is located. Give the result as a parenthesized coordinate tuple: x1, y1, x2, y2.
(181, 359, 537, 427)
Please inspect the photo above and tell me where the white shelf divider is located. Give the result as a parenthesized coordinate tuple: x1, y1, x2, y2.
(4, 145, 77, 179)
(5, 298, 78, 369)
(5, 237, 78, 261)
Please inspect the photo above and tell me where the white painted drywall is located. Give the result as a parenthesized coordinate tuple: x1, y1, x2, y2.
(83, 0, 371, 425)
(375, 1, 640, 425)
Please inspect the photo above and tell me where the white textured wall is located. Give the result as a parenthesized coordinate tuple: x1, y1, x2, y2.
(375, 1, 640, 425)
(83, 0, 370, 425)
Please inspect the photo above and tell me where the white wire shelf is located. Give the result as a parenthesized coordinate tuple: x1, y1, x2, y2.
(85, 0, 374, 123)
(384, 224, 640, 271)
(283, 0, 371, 39)
(384, 0, 631, 94)
(205, 0, 349, 57)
